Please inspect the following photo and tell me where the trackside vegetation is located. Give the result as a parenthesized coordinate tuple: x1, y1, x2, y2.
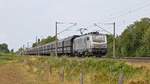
(0, 55, 149, 84)
(107, 17, 150, 57)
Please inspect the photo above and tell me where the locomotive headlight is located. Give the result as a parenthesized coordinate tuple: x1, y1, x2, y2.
(92, 43, 107, 48)
(94, 44, 100, 48)
(101, 44, 107, 48)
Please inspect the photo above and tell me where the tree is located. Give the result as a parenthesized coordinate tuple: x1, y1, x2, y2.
(116, 17, 150, 57)
(32, 36, 56, 47)
(10, 49, 14, 53)
(106, 17, 150, 57)
(0, 43, 9, 53)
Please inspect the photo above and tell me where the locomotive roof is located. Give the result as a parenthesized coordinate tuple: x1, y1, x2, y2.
(63, 35, 80, 40)
(81, 32, 106, 36)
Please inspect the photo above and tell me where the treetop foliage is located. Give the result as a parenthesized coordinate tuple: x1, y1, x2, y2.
(0, 43, 9, 53)
(32, 36, 56, 47)
(107, 17, 150, 57)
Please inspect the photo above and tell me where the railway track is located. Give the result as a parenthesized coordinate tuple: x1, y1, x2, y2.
(122, 57, 150, 60)
(120, 57, 150, 63)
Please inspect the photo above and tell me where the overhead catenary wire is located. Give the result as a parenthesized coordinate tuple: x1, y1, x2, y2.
(101, 0, 150, 22)
(95, 1, 150, 37)
(94, 23, 112, 34)
(57, 23, 77, 35)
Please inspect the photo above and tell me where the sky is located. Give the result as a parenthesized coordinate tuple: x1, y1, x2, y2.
(0, 0, 150, 51)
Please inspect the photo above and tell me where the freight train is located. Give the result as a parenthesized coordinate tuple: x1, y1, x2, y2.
(24, 32, 107, 57)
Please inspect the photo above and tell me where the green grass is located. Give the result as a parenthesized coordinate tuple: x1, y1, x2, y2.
(17, 56, 142, 84)
(0, 53, 20, 64)
(0, 55, 149, 84)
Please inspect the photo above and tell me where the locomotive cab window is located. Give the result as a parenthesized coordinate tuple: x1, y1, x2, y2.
(87, 37, 89, 40)
(92, 35, 106, 42)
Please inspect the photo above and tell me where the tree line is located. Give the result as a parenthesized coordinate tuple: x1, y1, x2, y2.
(107, 17, 150, 57)
(32, 36, 56, 47)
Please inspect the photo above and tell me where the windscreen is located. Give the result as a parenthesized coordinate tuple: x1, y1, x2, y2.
(92, 35, 106, 43)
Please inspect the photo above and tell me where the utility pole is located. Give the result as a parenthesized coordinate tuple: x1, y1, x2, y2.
(21, 46, 23, 56)
(26, 42, 29, 55)
(22, 44, 25, 56)
(55, 21, 77, 57)
(94, 22, 116, 58)
(113, 22, 116, 58)
(55, 22, 58, 57)
(36, 36, 38, 56)
(27, 42, 29, 49)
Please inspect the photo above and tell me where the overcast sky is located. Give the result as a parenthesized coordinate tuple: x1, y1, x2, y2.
(0, 0, 150, 50)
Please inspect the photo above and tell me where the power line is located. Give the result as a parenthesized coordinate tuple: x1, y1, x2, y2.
(117, 2, 150, 18)
(102, 0, 150, 21)
(94, 23, 112, 34)
(59, 23, 89, 35)
(109, 0, 150, 16)
(57, 23, 77, 35)
(55, 22, 77, 56)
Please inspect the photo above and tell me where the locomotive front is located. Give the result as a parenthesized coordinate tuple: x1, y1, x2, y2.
(90, 33, 107, 56)
(73, 32, 107, 57)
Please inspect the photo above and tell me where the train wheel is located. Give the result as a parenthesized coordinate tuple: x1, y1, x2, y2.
(84, 51, 89, 57)
(96, 54, 102, 57)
